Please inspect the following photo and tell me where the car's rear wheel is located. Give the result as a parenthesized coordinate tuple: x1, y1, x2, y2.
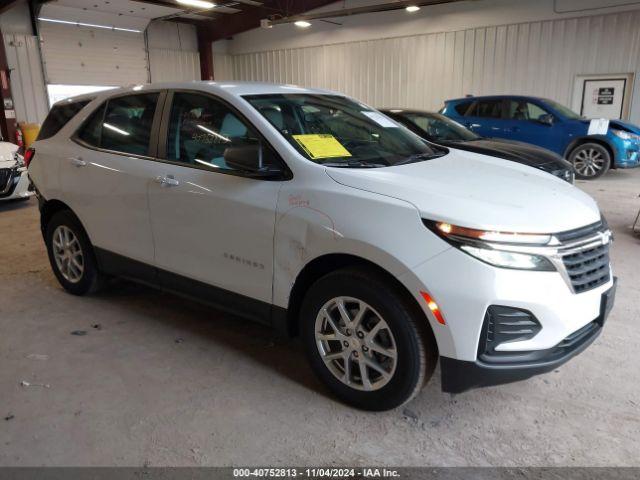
(569, 143, 611, 179)
(300, 267, 437, 411)
(45, 210, 105, 295)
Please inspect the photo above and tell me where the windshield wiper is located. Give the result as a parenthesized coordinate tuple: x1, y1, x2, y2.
(395, 151, 447, 166)
(321, 160, 387, 168)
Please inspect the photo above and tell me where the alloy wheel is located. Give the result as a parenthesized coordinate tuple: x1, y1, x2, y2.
(314, 296, 397, 391)
(573, 148, 605, 178)
(52, 225, 85, 283)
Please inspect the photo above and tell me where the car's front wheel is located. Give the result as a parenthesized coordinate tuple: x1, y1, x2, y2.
(300, 267, 437, 411)
(44, 210, 105, 295)
(569, 143, 611, 179)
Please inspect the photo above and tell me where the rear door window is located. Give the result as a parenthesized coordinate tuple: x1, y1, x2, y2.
(101, 94, 159, 156)
(38, 99, 91, 140)
(75, 93, 159, 156)
(77, 103, 106, 147)
(474, 100, 504, 119)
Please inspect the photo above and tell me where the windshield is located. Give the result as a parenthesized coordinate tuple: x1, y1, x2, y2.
(403, 112, 479, 141)
(243, 94, 441, 167)
(544, 99, 582, 120)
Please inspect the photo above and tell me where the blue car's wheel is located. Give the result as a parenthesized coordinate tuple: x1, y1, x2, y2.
(569, 143, 611, 180)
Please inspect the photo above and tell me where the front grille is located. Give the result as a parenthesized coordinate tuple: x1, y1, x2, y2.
(561, 242, 610, 294)
(0, 168, 11, 191)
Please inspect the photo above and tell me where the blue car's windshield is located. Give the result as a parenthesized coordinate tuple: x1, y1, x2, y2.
(544, 99, 582, 120)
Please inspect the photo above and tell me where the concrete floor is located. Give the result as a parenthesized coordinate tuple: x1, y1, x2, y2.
(1, 170, 639, 467)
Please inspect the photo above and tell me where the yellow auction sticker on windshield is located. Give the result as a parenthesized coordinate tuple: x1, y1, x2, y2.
(292, 134, 352, 159)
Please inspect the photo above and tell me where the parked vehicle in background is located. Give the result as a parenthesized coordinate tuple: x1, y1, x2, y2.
(0, 141, 33, 202)
(28, 82, 615, 410)
(441, 95, 640, 179)
(381, 108, 574, 184)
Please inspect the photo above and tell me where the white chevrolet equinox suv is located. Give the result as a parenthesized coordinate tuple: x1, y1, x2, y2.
(28, 82, 616, 411)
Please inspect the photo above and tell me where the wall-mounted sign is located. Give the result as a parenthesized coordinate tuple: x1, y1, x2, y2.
(581, 77, 627, 120)
(596, 87, 615, 105)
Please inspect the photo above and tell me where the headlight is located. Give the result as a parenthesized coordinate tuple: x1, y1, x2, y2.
(425, 220, 556, 271)
(460, 245, 555, 271)
(15, 152, 25, 168)
(612, 129, 640, 142)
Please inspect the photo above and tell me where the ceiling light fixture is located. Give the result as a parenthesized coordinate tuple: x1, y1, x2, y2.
(294, 20, 312, 28)
(176, 0, 216, 8)
(38, 17, 141, 33)
(406, 5, 421, 12)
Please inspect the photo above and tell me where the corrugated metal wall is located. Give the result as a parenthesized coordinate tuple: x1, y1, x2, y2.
(39, 22, 148, 86)
(213, 53, 235, 82)
(149, 48, 200, 82)
(3, 33, 48, 124)
(147, 21, 200, 83)
(228, 10, 640, 112)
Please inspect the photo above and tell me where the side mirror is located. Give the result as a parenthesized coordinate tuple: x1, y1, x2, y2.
(223, 144, 284, 179)
(538, 114, 554, 126)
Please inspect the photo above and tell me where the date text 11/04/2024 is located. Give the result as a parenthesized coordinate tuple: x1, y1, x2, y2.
(232, 468, 401, 478)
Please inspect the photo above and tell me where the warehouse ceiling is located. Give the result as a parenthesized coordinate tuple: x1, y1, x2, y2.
(32, 0, 469, 42)
(32, 0, 340, 41)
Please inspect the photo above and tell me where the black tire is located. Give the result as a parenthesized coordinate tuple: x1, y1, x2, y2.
(44, 210, 105, 295)
(569, 143, 611, 180)
(300, 266, 437, 411)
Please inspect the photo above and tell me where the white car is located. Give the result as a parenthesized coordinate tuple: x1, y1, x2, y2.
(0, 141, 32, 201)
(28, 82, 615, 410)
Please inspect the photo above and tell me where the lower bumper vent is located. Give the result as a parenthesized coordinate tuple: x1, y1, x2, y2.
(478, 305, 542, 359)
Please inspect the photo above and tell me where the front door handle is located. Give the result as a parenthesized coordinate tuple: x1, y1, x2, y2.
(155, 175, 179, 187)
(70, 157, 87, 167)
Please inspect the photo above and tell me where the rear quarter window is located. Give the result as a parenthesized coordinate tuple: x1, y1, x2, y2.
(37, 99, 92, 140)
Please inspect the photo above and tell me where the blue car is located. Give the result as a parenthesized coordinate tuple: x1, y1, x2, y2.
(441, 95, 640, 179)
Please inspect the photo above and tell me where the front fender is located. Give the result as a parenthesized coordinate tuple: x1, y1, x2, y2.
(563, 135, 618, 164)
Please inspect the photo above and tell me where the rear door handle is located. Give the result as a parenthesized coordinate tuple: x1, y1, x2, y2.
(155, 175, 179, 187)
(70, 157, 86, 167)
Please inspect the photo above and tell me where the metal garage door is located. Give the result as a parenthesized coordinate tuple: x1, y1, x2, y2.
(3, 33, 48, 124)
(39, 22, 149, 87)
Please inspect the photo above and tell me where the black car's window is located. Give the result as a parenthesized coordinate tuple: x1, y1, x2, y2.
(405, 113, 479, 141)
(245, 94, 439, 167)
(38, 99, 92, 140)
(474, 100, 503, 119)
(76, 93, 159, 156)
(167, 92, 277, 172)
(507, 100, 550, 121)
(453, 101, 473, 116)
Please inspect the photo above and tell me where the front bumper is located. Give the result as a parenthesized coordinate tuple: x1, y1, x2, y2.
(0, 168, 33, 201)
(612, 138, 640, 168)
(440, 278, 616, 393)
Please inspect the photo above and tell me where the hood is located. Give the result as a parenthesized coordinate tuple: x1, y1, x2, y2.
(609, 119, 640, 134)
(437, 138, 571, 171)
(325, 149, 600, 233)
(0, 142, 19, 168)
(578, 118, 640, 135)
